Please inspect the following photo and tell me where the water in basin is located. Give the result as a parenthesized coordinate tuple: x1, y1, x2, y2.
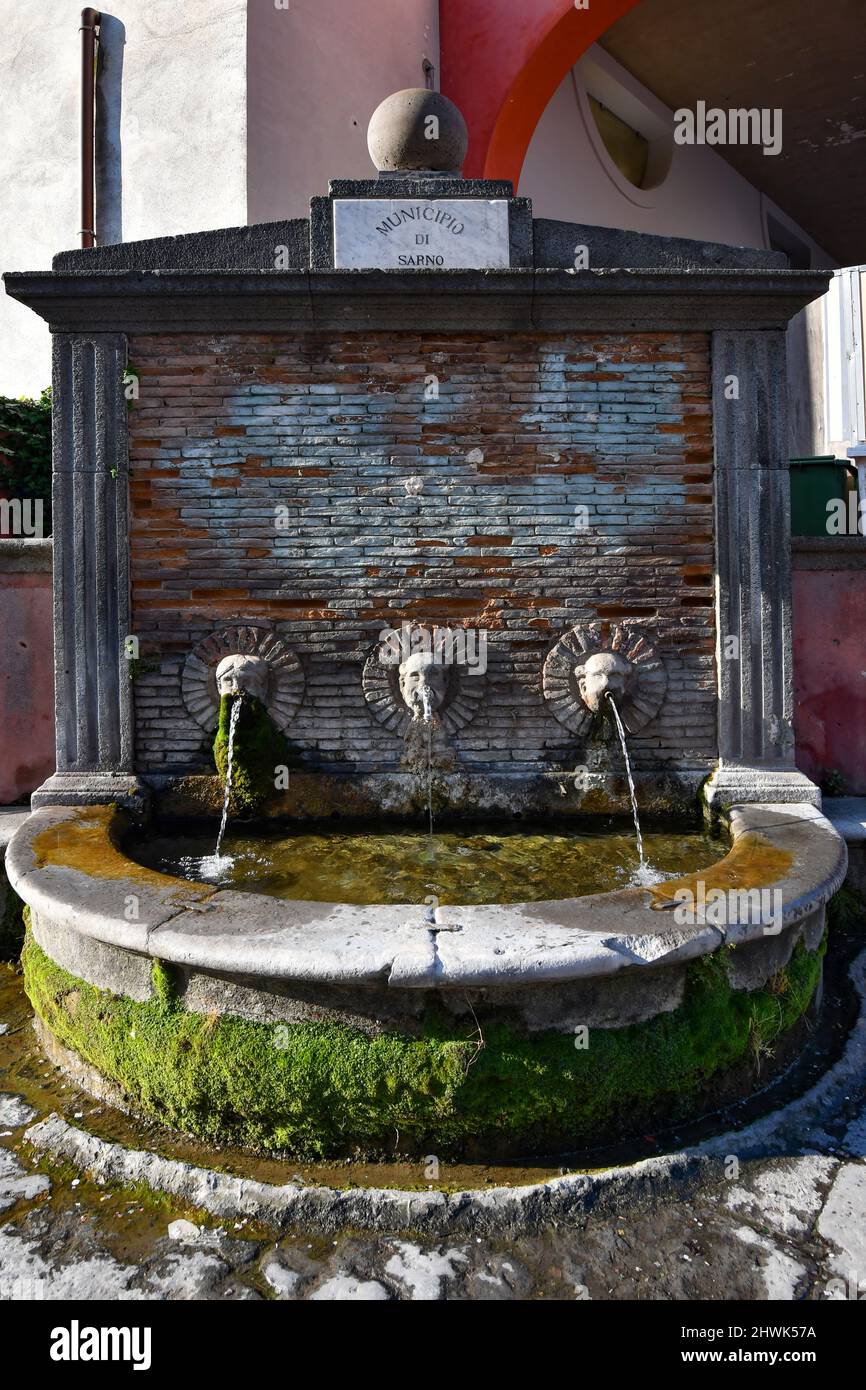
(129, 819, 722, 906)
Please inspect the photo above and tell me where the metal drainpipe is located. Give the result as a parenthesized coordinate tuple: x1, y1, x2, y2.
(80, 8, 101, 248)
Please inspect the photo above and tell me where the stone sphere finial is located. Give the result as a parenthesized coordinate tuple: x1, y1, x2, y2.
(367, 89, 469, 174)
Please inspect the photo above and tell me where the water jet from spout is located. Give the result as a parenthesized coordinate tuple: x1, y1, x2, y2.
(420, 690, 434, 837)
(214, 692, 243, 861)
(607, 694, 646, 872)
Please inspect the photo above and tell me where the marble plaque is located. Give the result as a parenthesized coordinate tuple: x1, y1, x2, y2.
(333, 199, 510, 270)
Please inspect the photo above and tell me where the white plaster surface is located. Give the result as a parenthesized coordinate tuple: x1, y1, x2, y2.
(0, 0, 247, 396)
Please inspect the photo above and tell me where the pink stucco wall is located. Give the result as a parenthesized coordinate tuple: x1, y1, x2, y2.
(793, 560, 866, 794)
(0, 561, 54, 803)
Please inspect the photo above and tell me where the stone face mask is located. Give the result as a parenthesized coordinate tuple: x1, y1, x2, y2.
(215, 654, 270, 704)
(576, 651, 634, 712)
(398, 653, 448, 720)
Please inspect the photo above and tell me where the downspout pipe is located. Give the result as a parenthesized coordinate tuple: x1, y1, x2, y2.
(80, 8, 101, 248)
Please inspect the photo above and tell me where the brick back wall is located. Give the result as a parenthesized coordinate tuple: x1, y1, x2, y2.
(127, 330, 717, 776)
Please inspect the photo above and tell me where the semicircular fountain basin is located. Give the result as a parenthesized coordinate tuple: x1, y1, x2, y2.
(6, 802, 847, 1162)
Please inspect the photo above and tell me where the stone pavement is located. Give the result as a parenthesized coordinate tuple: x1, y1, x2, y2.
(1, 1113, 865, 1301)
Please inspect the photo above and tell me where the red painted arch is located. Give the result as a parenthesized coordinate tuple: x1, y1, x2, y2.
(440, 0, 644, 184)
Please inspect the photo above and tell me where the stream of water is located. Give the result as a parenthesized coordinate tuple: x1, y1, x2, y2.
(420, 687, 435, 838)
(213, 693, 243, 861)
(607, 695, 646, 872)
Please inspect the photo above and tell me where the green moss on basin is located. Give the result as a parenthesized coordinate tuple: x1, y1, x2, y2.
(213, 695, 290, 818)
(22, 930, 825, 1160)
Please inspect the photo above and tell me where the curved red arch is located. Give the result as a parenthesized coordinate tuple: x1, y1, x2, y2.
(440, 0, 644, 184)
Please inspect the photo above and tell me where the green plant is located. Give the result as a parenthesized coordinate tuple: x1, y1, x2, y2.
(0, 389, 52, 532)
(821, 768, 847, 798)
(827, 885, 866, 932)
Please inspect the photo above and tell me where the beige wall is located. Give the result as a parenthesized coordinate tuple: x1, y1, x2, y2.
(246, 0, 438, 224)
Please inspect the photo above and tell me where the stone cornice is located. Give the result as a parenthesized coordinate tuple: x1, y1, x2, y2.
(3, 266, 831, 335)
(792, 535, 866, 570)
(0, 538, 52, 572)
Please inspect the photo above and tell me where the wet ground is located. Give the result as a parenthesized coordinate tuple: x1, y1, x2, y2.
(2, 938, 866, 1301)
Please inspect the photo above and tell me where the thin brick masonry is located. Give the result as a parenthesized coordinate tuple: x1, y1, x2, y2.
(126, 331, 716, 774)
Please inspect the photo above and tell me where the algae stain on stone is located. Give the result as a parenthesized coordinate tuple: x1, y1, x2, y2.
(648, 832, 794, 909)
(30, 807, 213, 903)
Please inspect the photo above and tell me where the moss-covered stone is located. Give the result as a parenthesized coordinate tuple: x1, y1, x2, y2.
(213, 695, 290, 818)
(827, 884, 866, 932)
(22, 930, 826, 1161)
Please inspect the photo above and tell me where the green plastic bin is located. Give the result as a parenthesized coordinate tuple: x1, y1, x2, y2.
(789, 456, 857, 537)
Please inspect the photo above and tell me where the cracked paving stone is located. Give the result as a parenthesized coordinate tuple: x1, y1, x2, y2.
(139, 1250, 231, 1300)
(0, 1202, 257, 1301)
(0, 1150, 50, 1213)
(308, 1274, 391, 1300)
(733, 1226, 809, 1300)
(383, 1241, 468, 1300)
(0, 1094, 37, 1128)
(817, 1165, 866, 1279)
(723, 1156, 838, 1239)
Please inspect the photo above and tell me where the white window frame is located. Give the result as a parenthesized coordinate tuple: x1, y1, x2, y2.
(825, 265, 866, 451)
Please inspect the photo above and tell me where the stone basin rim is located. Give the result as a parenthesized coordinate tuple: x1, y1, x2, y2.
(5, 802, 847, 990)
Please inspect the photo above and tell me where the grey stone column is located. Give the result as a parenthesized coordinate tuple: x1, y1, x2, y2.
(32, 334, 141, 809)
(706, 329, 819, 808)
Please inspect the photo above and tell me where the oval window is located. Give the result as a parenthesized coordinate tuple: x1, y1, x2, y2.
(587, 95, 650, 189)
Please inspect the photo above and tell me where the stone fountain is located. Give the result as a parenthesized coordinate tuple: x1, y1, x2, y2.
(1, 90, 847, 1159)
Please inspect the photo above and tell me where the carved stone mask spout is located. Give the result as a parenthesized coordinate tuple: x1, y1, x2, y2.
(576, 651, 634, 713)
(398, 652, 448, 722)
(215, 654, 270, 705)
